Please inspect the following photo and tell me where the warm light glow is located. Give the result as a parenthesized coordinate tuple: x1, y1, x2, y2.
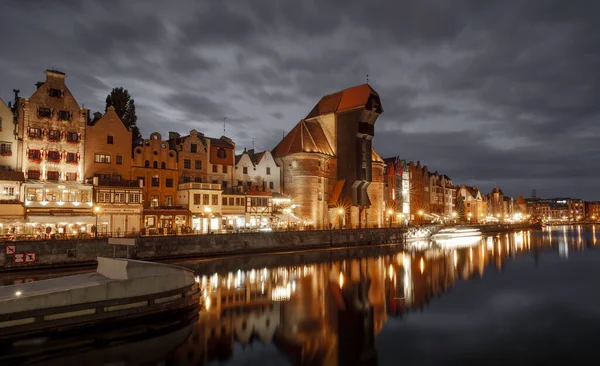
(419, 257, 425, 274)
(94, 206, 100, 213)
(418, 210, 424, 216)
(452, 212, 457, 217)
(205, 296, 211, 310)
(338, 209, 344, 215)
(204, 206, 212, 213)
(15, 291, 22, 297)
(339, 272, 344, 289)
(387, 209, 393, 215)
(388, 264, 394, 280)
(453, 250, 458, 267)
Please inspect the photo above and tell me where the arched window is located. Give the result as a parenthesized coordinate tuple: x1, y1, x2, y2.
(144, 160, 149, 168)
(153, 161, 158, 168)
(161, 162, 166, 169)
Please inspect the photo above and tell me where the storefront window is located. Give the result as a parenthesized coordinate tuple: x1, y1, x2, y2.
(79, 190, 91, 203)
(46, 189, 60, 202)
(62, 189, 78, 202)
(27, 188, 43, 201)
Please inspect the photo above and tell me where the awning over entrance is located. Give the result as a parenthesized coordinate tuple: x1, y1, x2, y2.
(328, 179, 345, 205)
(26, 215, 97, 224)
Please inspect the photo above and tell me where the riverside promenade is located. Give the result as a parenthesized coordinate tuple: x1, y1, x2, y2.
(0, 224, 533, 273)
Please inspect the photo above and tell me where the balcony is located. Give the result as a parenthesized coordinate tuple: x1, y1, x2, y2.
(178, 182, 221, 191)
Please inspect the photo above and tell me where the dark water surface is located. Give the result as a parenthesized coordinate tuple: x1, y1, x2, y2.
(2, 225, 600, 365)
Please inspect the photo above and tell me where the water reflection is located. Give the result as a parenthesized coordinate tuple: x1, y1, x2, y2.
(3, 225, 599, 365)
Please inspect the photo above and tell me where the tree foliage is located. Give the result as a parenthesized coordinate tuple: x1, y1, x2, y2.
(105, 87, 142, 146)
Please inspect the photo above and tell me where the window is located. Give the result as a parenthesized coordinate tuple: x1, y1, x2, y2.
(27, 188, 42, 201)
(38, 108, 51, 118)
(66, 172, 77, 181)
(161, 161, 166, 169)
(97, 192, 111, 203)
(116, 155, 122, 165)
(137, 177, 145, 186)
(58, 110, 71, 121)
(195, 160, 202, 170)
(62, 189, 77, 202)
(212, 194, 218, 205)
(212, 165, 217, 173)
(184, 159, 191, 169)
(222, 181, 228, 188)
(151, 176, 159, 187)
(151, 196, 159, 208)
(183, 176, 191, 183)
(166, 178, 173, 187)
(3, 187, 15, 196)
(27, 170, 40, 180)
(114, 192, 126, 203)
(144, 160, 149, 168)
(28, 149, 41, 160)
(203, 194, 209, 205)
(67, 132, 79, 143)
(49, 88, 62, 98)
(222, 165, 228, 173)
(222, 197, 227, 205)
(153, 161, 158, 168)
(47, 150, 60, 162)
(235, 198, 241, 206)
(47, 170, 59, 181)
(191, 144, 197, 153)
(165, 196, 173, 206)
(48, 129, 61, 142)
(229, 197, 234, 205)
(193, 194, 201, 205)
(195, 176, 202, 182)
(66, 152, 77, 163)
(243, 167, 248, 174)
(129, 193, 140, 203)
(217, 148, 226, 158)
(28, 128, 42, 139)
(266, 167, 271, 175)
(269, 181, 274, 189)
(107, 136, 114, 144)
(0, 143, 11, 154)
(94, 154, 111, 163)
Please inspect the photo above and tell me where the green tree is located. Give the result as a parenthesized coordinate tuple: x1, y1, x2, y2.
(105, 87, 142, 147)
(456, 195, 467, 223)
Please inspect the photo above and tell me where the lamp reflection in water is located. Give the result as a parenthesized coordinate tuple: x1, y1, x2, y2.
(339, 272, 344, 289)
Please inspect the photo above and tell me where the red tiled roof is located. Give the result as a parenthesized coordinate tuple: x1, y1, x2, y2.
(209, 137, 234, 148)
(272, 119, 334, 158)
(306, 84, 381, 119)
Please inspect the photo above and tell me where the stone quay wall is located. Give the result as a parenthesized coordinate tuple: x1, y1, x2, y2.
(0, 228, 407, 272)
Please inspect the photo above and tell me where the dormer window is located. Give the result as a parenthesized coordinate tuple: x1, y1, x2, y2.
(38, 108, 51, 118)
(217, 148, 226, 158)
(49, 88, 62, 98)
(58, 110, 71, 121)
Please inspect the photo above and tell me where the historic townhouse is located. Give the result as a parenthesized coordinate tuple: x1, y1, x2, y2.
(206, 136, 235, 189)
(85, 107, 142, 235)
(457, 185, 487, 223)
(383, 157, 410, 226)
(177, 182, 222, 233)
(0, 98, 17, 171)
(0, 171, 25, 237)
(273, 84, 385, 229)
(168, 129, 208, 184)
(132, 132, 188, 234)
(15, 70, 94, 236)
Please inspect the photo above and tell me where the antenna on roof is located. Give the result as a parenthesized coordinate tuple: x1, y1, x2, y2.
(223, 117, 227, 134)
(282, 129, 285, 138)
(366, 74, 369, 84)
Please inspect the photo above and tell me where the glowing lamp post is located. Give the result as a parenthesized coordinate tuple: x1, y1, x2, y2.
(418, 210, 424, 225)
(338, 208, 344, 230)
(94, 206, 101, 238)
(468, 212, 472, 223)
(387, 209, 393, 228)
(204, 206, 212, 234)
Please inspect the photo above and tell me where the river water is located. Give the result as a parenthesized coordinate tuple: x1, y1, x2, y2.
(2, 225, 600, 365)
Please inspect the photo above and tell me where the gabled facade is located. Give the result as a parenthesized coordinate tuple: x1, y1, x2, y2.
(0, 98, 17, 171)
(234, 149, 281, 193)
(168, 130, 208, 184)
(207, 136, 235, 189)
(84, 106, 132, 181)
(16, 70, 88, 183)
(0, 171, 25, 236)
(273, 84, 384, 229)
(458, 185, 486, 222)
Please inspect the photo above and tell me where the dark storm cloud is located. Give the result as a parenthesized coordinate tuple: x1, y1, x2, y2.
(1, 0, 599, 198)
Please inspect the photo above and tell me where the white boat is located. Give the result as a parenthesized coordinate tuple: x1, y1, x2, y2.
(431, 228, 482, 249)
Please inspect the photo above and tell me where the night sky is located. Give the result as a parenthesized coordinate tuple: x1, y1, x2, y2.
(1, 0, 599, 200)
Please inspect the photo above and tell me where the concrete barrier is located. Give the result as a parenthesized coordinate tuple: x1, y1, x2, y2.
(0, 228, 408, 272)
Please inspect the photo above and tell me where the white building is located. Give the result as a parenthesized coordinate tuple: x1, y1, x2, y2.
(0, 98, 17, 171)
(177, 182, 222, 233)
(234, 149, 281, 193)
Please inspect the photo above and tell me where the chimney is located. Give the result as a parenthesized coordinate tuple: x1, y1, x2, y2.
(169, 131, 180, 141)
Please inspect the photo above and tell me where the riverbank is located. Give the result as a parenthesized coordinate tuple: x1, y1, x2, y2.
(0, 224, 536, 273)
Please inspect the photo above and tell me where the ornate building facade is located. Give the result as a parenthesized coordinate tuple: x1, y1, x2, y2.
(273, 84, 384, 229)
(0, 98, 17, 171)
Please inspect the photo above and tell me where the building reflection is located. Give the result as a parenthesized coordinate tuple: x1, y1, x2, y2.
(170, 226, 596, 366)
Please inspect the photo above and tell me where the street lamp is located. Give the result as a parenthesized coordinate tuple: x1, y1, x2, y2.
(468, 212, 472, 223)
(283, 208, 291, 230)
(338, 208, 344, 230)
(387, 209, 393, 228)
(94, 206, 101, 238)
(204, 206, 212, 234)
